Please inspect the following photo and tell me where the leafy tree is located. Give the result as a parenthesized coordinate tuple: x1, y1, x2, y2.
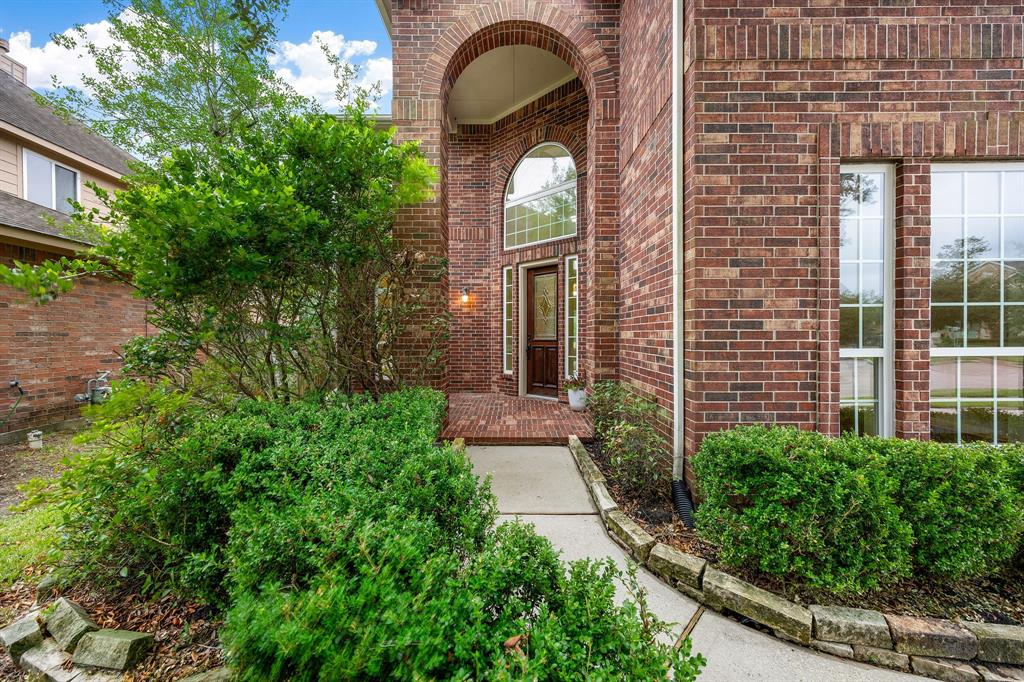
(43, 0, 306, 162)
(2, 0, 445, 399)
(5, 108, 437, 400)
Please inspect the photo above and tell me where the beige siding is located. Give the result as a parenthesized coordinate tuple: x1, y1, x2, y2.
(79, 171, 118, 212)
(0, 133, 18, 196)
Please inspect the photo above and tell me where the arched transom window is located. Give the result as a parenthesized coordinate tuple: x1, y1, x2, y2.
(504, 143, 577, 249)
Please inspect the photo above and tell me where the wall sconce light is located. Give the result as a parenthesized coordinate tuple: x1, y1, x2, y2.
(461, 287, 470, 304)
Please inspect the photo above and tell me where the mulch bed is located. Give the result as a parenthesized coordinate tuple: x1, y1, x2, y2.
(585, 441, 1024, 627)
(0, 574, 223, 681)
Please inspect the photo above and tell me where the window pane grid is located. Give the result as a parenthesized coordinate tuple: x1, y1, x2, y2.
(930, 166, 1024, 444)
(504, 143, 578, 250)
(565, 256, 578, 377)
(502, 267, 514, 374)
(839, 168, 890, 436)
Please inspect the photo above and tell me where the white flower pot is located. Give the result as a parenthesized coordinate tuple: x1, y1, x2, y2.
(568, 388, 587, 411)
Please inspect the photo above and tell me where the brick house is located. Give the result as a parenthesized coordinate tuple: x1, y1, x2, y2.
(0, 41, 148, 439)
(379, 0, 1024, 481)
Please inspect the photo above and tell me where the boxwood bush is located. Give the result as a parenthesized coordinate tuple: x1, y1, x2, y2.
(29, 385, 704, 679)
(694, 426, 1024, 593)
(692, 427, 912, 593)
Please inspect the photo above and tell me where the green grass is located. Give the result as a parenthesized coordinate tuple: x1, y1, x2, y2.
(0, 505, 60, 589)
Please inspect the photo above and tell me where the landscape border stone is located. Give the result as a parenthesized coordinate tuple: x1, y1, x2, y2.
(567, 434, 1024, 682)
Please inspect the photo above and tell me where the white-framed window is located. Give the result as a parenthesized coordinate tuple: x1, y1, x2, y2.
(23, 149, 79, 214)
(839, 164, 894, 436)
(565, 255, 579, 377)
(930, 163, 1024, 444)
(503, 266, 514, 374)
(503, 143, 577, 250)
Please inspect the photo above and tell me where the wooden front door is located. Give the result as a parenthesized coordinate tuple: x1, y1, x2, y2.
(526, 265, 559, 397)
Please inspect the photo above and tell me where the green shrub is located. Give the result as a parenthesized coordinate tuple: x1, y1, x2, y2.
(603, 420, 664, 500)
(589, 380, 630, 439)
(28, 385, 705, 678)
(222, 522, 705, 681)
(868, 438, 1024, 579)
(693, 426, 1024, 593)
(693, 427, 913, 594)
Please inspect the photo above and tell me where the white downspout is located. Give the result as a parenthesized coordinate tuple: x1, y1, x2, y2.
(671, 0, 686, 481)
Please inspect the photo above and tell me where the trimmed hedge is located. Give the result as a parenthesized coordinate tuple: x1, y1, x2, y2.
(694, 426, 1024, 594)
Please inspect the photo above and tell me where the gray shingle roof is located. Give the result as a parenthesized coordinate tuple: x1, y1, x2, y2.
(0, 70, 134, 175)
(0, 190, 84, 244)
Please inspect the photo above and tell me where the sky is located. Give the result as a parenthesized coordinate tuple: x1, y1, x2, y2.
(0, 0, 393, 112)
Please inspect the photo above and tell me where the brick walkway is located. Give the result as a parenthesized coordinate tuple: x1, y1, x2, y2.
(442, 392, 593, 444)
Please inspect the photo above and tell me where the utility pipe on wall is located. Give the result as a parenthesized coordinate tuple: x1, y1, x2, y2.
(671, 0, 686, 482)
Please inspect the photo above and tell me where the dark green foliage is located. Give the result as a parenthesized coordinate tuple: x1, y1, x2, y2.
(589, 381, 631, 440)
(30, 388, 704, 678)
(603, 421, 665, 500)
(867, 437, 1024, 578)
(693, 427, 912, 594)
(589, 381, 668, 499)
(223, 523, 705, 681)
(694, 426, 1024, 593)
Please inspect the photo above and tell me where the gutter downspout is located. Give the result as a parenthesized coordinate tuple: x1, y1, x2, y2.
(671, 0, 695, 527)
(671, 0, 685, 481)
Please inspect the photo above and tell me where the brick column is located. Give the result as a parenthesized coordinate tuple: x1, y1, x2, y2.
(894, 159, 931, 440)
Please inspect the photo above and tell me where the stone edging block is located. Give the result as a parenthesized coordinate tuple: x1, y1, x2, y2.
(568, 435, 605, 486)
(605, 510, 655, 562)
(809, 605, 893, 649)
(911, 656, 983, 682)
(887, 614, 979, 660)
(964, 622, 1024, 666)
(0, 615, 43, 665)
(589, 481, 618, 518)
(702, 567, 813, 644)
(647, 542, 705, 591)
(44, 598, 98, 652)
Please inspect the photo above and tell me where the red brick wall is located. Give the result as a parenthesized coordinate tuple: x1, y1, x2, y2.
(618, 0, 675, 425)
(448, 81, 588, 397)
(0, 242, 149, 434)
(391, 0, 621, 388)
(682, 0, 1024, 469)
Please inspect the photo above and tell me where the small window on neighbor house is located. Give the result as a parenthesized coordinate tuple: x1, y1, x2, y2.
(504, 143, 577, 250)
(503, 266, 514, 374)
(929, 164, 1024, 444)
(839, 165, 894, 437)
(24, 149, 78, 214)
(565, 255, 578, 377)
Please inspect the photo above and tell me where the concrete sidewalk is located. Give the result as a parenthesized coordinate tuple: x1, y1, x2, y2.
(469, 445, 923, 682)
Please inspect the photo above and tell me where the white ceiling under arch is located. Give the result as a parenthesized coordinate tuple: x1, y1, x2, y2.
(448, 45, 577, 126)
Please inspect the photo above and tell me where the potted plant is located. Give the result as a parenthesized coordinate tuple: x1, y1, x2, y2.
(564, 371, 587, 411)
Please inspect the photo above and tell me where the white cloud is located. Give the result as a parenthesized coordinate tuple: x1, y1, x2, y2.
(270, 30, 391, 109)
(8, 23, 391, 112)
(7, 18, 123, 90)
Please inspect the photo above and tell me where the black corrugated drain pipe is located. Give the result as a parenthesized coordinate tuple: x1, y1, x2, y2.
(671, 478, 695, 528)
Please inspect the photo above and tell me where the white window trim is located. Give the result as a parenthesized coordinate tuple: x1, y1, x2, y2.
(502, 266, 514, 375)
(929, 162, 1024, 444)
(22, 148, 80, 211)
(839, 163, 895, 437)
(564, 255, 578, 378)
(503, 142, 578, 251)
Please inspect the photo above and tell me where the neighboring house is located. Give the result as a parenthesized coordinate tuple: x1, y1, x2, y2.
(380, 0, 1024, 479)
(0, 39, 147, 438)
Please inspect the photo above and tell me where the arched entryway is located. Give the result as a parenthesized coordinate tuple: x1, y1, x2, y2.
(423, 13, 619, 402)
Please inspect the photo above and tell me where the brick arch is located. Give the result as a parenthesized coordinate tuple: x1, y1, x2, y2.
(417, 4, 616, 112)
(495, 126, 588, 200)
